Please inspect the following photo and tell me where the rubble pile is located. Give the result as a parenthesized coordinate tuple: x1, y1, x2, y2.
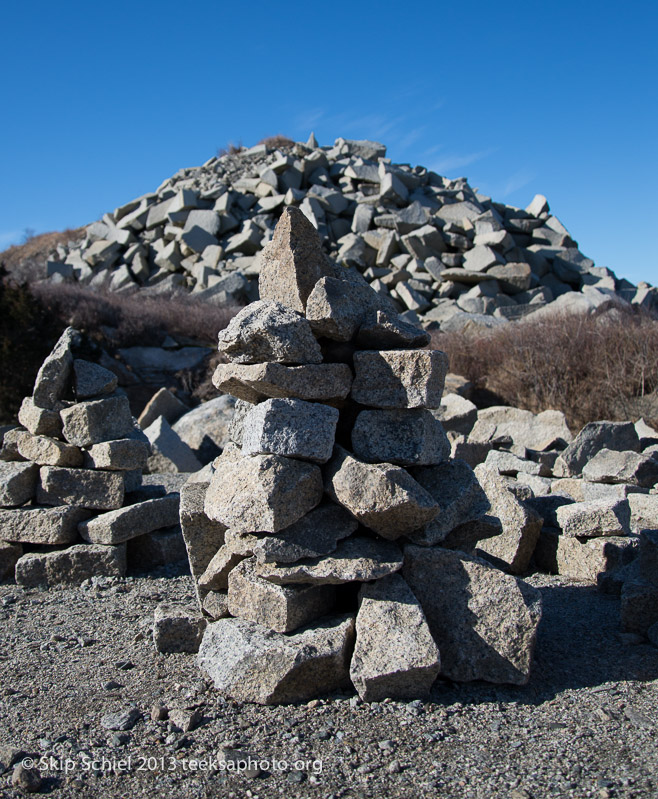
(41, 135, 657, 328)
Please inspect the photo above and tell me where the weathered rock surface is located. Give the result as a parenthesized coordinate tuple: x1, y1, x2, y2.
(83, 438, 150, 471)
(470, 407, 572, 452)
(15, 432, 83, 467)
(556, 498, 631, 538)
(555, 421, 641, 477)
(582, 449, 658, 487)
(179, 482, 227, 600)
(172, 395, 236, 462)
(32, 327, 78, 410)
(15, 543, 126, 588)
(351, 350, 448, 409)
(60, 394, 134, 447)
(36, 465, 125, 510)
(0, 462, 38, 507)
(144, 416, 202, 473)
(153, 604, 207, 654)
(72, 359, 118, 399)
(351, 409, 450, 466)
(17, 396, 62, 437)
(0, 505, 91, 544)
(213, 362, 352, 404)
(78, 495, 180, 544)
(534, 530, 637, 581)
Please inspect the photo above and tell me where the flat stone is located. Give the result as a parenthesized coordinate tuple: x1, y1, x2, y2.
(228, 558, 336, 633)
(252, 504, 358, 564)
(0, 462, 38, 507)
(128, 525, 188, 568)
(408, 460, 490, 546)
(473, 465, 543, 573)
(73, 359, 118, 399)
(153, 604, 207, 654)
(0, 505, 91, 544)
(352, 409, 450, 466)
(84, 438, 150, 471)
(433, 394, 478, 436)
(60, 394, 134, 447)
(470, 407, 572, 452)
(258, 206, 336, 313)
(256, 535, 403, 585)
(17, 396, 62, 437)
(79, 495, 180, 544)
(32, 327, 78, 410)
(15, 543, 126, 588)
(554, 421, 641, 477)
(37, 466, 125, 510)
(355, 310, 430, 350)
(198, 614, 355, 704)
(100, 707, 141, 731)
(487, 262, 532, 293)
(197, 537, 252, 592)
(172, 395, 236, 462)
(202, 591, 230, 620)
(628, 493, 658, 534)
(582, 449, 658, 487)
(351, 350, 448, 409)
(138, 388, 189, 429)
(556, 498, 631, 537)
(484, 450, 552, 478)
(403, 546, 542, 685)
(16, 431, 83, 467)
(217, 300, 322, 364)
(144, 416, 202, 473)
(204, 445, 323, 533)
(534, 530, 637, 580)
(242, 398, 338, 463)
(325, 447, 439, 539)
(212, 362, 352, 404)
(0, 541, 23, 579)
(350, 574, 440, 702)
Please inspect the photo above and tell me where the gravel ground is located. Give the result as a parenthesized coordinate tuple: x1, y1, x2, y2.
(1, 566, 657, 799)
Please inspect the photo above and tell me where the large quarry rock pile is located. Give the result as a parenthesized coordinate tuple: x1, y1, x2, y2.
(0, 329, 184, 587)
(40, 135, 657, 328)
(180, 207, 544, 705)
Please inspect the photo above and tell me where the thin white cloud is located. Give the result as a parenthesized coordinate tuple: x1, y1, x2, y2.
(294, 108, 326, 134)
(398, 126, 427, 150)
(430, 147, 498, 175)
(501, 170, 536, 198)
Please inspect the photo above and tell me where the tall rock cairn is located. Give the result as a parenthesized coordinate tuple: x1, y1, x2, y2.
(0, 329, 180, 588)
(182, 207, 542, 705)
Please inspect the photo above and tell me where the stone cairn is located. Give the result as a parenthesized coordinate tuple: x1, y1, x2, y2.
(0, 329, 182, 588)
(180, 207, 543, 705)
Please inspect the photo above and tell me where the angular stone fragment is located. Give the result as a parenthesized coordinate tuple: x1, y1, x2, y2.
(32, 327, 78, 410)
(0, 505, 91, 544)
(73, 359, 118, 399)
(433, 394, 477, 436)
(228, 558, 336, 633)
(257, 535, 403, 585)
(403, 546, 542, 685)
(217, 301, 322, 364)
(198, 540, 251, 592)
(198, 614, 355, 704)
(242, 398, 338, 463)
(78, 495, 180, 544)
(172, 395, 236, 461)
(204, 445, 323, 533)
(554, 421, 641, 477)
(15, 431, 83, 467)
(258, 207, 335, 313)
(138, 387, 189, 429)
(534, 530, 637, 580)
(202, 591, 230, 620)
(251, 504, 358, 564)
(213, 362, 352, 404)
(408, 460, 490, 546)
(355, 310, 430, 350)
(350, 574, 440, 702)
(351, 350, 448, 409)
(473, 465, 543, 573)
(352, 409, 450, 466)
(325, 447, 439, 539)
(0, 541, 23, 579)
(153, 604, 207, 654)
(582, 449, 658, 488)
(15, 543, 126, 588)
(84, 438, 150, 471)
(37, 466, 125, 510)
(628, 493, 658, 534)
(305, 276, 380, 342)
(18, 396, 62, 437)
(0, 462, 38, 507)
(144, 416, 202, 473)
(60, 394, 134, 447)
(470, 407, 572, 452)
(484, 450, 551, 477)
(556, 498, 631, 538)
(179, 481, 227, 601)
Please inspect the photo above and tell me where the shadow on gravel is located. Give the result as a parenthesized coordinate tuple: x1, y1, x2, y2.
(431, 581, 658, 708)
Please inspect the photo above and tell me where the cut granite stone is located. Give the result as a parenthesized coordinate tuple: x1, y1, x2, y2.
(212, 362, 352, 405)
(78, 494, 180, 544)
(202, 591, 230, 620)
(355, 310, 430, 350)
(484, 450, 552, 478)
(228, 558, 336, 633)
(72, 359, 118, 399)
(197, 614, 355, 704)
(172, 395, 236, 462)
(305, 276, 378, 342)
(350, 574, 440, 702)
(256, 535, 403, 585)
(408, 460, 490, 546)
(198, 541, 251, 592)
(0, 462, 38, 507)
(351, 409, 450, 466)
(325, 446, 439, 539)
(153, 604, 207, 654)
(473, 465, 543, 574)
(433, 394, 478, 436)
(403, 546, 542, 685)
(582, 449, 658, 487)
(17, 396, 62, 438)
(138, 388, 189, 429)
(469, 407, 572, 452)
(32, 327, 78, 410)
(628, 493, 658, 534)
(351, 350, 448, 409)
(60, 394, 134, 447)
(204, 445, 323, 533)
(0, 505, 91, 544)
(0, 541, 23, 579)
(241, 398, 338, 463)
(217, 300, 322, 364)
(15, 543, 126, 588)
(15, 432, 83, 467)
(83, 438, 150, 471)
(555, 498, 631, 538)
(251, 504, 358, 564)
(36, 465, 125, 510)
(179, 481, 227, 600)
(144, 416, 202, 473)
(554, 421, 641, 477)
(534, 529, 638, 580)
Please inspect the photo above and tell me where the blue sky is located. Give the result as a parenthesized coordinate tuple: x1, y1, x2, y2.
(1, 0, 656, 286)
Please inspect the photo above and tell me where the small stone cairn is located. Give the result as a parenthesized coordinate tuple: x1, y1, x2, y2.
(0, 329, 181, 588)
(181, 208, 543, 705)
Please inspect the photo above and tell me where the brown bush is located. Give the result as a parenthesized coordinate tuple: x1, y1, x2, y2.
(258, 135, 295, 150)
(217, 141, 243, 157)
(0, 228, 86, 283)
(431, 307, 658, 430)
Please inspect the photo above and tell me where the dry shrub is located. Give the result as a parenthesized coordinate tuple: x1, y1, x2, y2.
(431, 307, 658, 430)
(258, 135, 295, 150)
(217, 141, 243, 157)
(1, 228, 86, 283)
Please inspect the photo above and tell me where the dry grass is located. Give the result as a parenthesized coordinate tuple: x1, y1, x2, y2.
(258, 135, 295, 150)
(0, 228, 86, 283)
(432, 307, 658, 430)
(217, 141, 243, 157)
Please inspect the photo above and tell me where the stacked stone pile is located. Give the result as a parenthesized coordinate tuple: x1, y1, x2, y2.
(179, 207, 543, 705)
(40, 135, 657, 327)
(0, 329, 183, 588)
